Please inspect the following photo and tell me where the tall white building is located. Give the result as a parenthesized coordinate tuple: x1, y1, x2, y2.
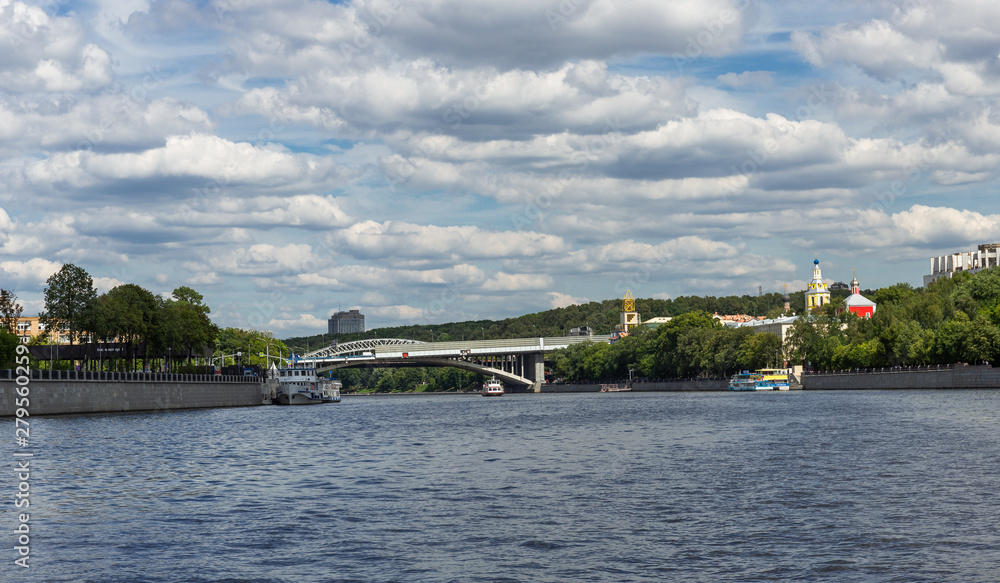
(924, 244, 1000, 286)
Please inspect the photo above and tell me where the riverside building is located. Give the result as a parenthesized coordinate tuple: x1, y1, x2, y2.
(328, 309, 365, 335)
(924, 243, 1000, 286)
(12, 316, 71, 344)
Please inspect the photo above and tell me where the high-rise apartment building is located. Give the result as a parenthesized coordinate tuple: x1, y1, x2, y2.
(328, 309, 365, 335)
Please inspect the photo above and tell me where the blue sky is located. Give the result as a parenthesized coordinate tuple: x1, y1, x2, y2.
(2, 0, 1000, 336)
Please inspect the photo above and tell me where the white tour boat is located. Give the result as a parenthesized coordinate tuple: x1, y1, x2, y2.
(272, 363, 342, 405)
(481, 378, 505, 397)
(728, 368, 791, 391)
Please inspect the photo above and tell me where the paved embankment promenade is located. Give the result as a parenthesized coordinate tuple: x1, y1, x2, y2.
(801, 364, 1000, 390)
(0, 370, 263, 416)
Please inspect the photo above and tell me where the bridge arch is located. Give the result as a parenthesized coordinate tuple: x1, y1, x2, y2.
(317, 357, 534, 387)
(296, 335, 611, 391)
(303, 338, 426, 359)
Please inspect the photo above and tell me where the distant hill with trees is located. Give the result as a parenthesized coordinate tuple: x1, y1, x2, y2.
(283, 290, 843, 353)
(287, 268, 1000, 389)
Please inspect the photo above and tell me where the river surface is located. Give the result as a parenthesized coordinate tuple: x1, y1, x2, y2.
(4, 390, 1000, 582)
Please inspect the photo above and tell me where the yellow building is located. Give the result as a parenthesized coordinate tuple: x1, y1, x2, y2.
(619, 289, 640, 332)
(804, 257, 831, 312)
(12, 316, 70, 344)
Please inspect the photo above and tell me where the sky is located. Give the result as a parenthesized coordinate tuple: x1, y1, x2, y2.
(2, 0, 1000, 337)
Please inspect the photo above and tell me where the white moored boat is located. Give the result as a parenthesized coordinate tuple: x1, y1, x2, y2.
(481, 378, 505, 397)
(272, 363, 342, 405)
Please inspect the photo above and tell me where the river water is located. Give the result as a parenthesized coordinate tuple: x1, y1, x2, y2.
(4, 390, 1000, 582)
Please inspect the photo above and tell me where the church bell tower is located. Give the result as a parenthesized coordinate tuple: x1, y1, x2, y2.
(620, 289, 640, 332)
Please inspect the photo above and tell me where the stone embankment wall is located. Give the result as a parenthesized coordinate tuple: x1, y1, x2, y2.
(0, 370, 264, 416)
(801, 364, 1000, 390)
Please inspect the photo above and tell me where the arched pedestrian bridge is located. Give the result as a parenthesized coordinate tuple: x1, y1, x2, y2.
(296, 335, 613, 391)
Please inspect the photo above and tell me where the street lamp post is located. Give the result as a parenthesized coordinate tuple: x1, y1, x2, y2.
(213, 351, 242, 370)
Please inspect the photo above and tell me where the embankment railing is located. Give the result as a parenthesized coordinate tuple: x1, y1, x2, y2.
(0, 369, 260, 383)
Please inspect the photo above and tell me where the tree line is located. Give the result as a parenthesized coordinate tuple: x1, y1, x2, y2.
(284, 291, 811, 353)
(785, 267, 1000, 370)
(0, 264, 288, 371)
(551, 266, 1000, 382)
(548, 311, 783, 382)
(7, 261, 999, 382)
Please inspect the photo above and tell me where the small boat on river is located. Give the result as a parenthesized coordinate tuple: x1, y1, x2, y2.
(481, 378, 505, 397)
(729, 368, 791, 391)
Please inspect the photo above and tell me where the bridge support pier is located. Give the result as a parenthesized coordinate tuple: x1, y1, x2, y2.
(525, 353, 545, 393)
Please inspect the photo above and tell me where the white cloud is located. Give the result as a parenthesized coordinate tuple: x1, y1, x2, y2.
(6, 133, 348, 198)
(93, 276, 125, 293)
(328, 220, 568, 262)
(0, 258, 62, 288)
(792, 20, 942, 78)
(210, 243, 326, 277)
(2, 0, 1000, 336)
(261, 313, 328, 333)
(0, 94, 213, 156)
(0, 0, 113, 92)
(229, 60, 694, 139)
(208, 0, 751, 74)
(481, 272, 553, 292)
(548, 291, 588, 308)
(364, 304, 426, 322)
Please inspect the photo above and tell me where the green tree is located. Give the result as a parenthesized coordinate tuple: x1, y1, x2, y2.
(962, 316, 1000, 364)
(93, 284, 161, 369)
(214, 327, 288, 368)
(930, 312, 970, 364)
(161, 286, 218, 365)
(784, 312, 848, 370)
(954, 268, 1000, 318)
(0, 328, 19, 368)
(646, 311, 720, 378)
(0, 289, 23, 334)
(40, 264, 97, 347)
(736, 331, 783, 371)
